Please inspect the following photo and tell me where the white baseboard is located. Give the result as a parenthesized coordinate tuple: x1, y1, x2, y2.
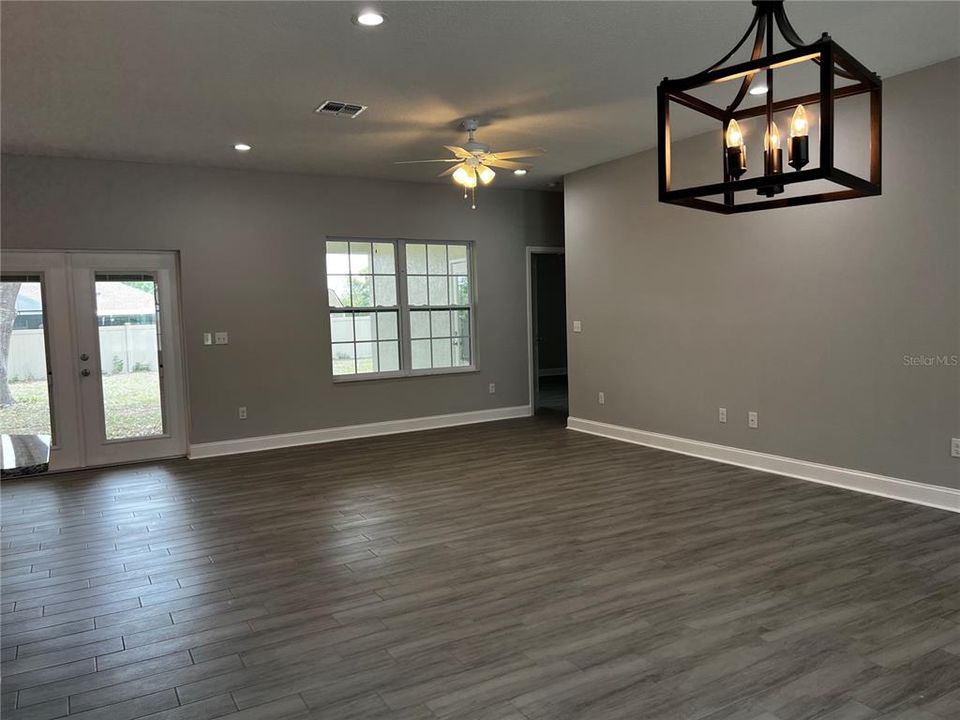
(189, 405, 532, 460)
(567, 417, 960, 513)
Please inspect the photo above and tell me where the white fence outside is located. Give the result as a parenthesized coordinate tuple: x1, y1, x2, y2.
(8, 326, 158, 382)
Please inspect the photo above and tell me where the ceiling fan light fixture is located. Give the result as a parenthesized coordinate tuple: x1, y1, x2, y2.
(355, 10, 385, 26)
(452, 166, 477, 188)
(395, 121, 545, 209)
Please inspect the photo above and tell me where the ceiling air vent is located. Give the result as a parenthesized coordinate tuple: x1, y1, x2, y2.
(314, 100, 367, 118)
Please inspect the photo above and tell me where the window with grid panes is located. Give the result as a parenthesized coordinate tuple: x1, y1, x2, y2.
(326, 239, 473, 378)
(326, 240, 401, 376)
(405, 242, 472, 371)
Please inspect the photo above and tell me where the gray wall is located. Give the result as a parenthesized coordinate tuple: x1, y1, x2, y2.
(564, 59, 959, 489)
(1, 156, 563, 443)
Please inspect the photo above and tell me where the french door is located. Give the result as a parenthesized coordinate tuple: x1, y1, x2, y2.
(1, 251, 186, 471)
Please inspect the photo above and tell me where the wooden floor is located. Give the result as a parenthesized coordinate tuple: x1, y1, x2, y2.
(2, 417, 960, 720)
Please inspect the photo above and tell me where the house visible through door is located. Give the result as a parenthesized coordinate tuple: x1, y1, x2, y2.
(530, 250, 567, 418)
(1, 252, 186, 474)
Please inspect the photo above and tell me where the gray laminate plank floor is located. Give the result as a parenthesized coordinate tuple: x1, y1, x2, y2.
(2, 416, 959, 720)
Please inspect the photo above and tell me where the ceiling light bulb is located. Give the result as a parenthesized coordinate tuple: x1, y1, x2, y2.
(790, 104, 809, 137)
(725, 119, 744, 148)
(513, 169, 527, 176)
(356, 10, 385, 26)
(749, 84, 769, 96)
(477, 165, 495, 185)
(452, 166, 477, 188)
(234, 143, 252, 152)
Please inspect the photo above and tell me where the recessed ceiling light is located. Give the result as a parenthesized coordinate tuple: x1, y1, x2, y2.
(234, 143, 252, 152)
(513, 169, 527, 176)
(748, 84, 769, 95)
(355, 10, 385, 26)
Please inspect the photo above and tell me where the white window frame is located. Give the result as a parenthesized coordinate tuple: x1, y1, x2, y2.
(327, 237, 477, 382)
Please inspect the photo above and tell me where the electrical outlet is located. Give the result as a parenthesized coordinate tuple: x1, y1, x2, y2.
(719, 407, 727, 423)
(488, 383, 496, 394)
(748, 411, 759, 429)
(203, 332, 213, 346)
(214, 331, 229, 345)
(952, 438, 960, 458)
(572, 320, 582, 333)
(598, 391, 605, 405)
(238, 406, 247, 420)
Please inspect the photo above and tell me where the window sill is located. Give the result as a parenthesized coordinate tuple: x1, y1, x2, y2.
(332, 366, 479, 383)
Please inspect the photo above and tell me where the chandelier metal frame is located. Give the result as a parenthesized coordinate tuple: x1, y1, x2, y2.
(657, 0, 882, 213)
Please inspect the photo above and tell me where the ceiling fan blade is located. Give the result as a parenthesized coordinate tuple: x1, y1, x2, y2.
(488, 148, 545, 160)
(445, 145, 476, 159)
(395, 159, 462, 164)
(483, 158, 532, 171)
(438, 162, 467, 178)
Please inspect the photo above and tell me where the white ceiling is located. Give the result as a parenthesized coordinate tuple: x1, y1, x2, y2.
(3, 1, 958, 189)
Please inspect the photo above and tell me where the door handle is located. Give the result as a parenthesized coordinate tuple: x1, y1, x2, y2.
(80, 369, 91, 377)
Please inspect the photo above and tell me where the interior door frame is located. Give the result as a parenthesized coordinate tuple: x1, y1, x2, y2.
(525, 246, 565, 411)
(1, 249, 188, 471)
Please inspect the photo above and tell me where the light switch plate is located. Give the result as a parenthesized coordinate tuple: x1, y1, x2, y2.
(214, 331, 229, 345)
(573, 320, 582, 333)
(203, 332, 213, 346)
(748, 411, 759, 429)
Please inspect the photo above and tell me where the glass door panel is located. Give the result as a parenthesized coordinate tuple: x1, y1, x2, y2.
(72, 253, 186, 467)
(0, 275, 53, 436)
(0, 274, 54, 476)
(0, 253, 82, 472)
(0, 252, 185, 471)
(94, 274, 165, 440)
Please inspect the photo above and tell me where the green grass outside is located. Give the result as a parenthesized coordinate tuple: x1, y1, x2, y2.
(333, 357, 377, 375)
(0, 372, 163, 439)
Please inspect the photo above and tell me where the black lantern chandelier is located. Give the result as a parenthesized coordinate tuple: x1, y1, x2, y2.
(657, 0, 881, 213)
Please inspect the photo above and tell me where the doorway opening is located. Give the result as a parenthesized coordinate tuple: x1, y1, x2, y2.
(527, 248, 567, 419)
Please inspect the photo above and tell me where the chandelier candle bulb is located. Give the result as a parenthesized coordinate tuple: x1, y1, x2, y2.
(759, 121, 784, 197)
(788, 104, 810, 170)
(724, 119, 747, 179)
(764, 120, 783, 175)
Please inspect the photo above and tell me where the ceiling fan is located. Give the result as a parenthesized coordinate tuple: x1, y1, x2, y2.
(396, 118, 545, 209)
